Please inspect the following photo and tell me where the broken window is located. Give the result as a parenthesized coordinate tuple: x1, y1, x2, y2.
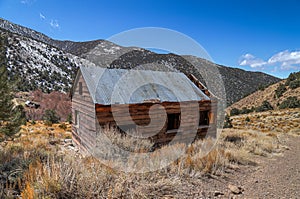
(79, 82, 83, 95)
(199, 111, 209, 126)
(167, 113, 181, 130)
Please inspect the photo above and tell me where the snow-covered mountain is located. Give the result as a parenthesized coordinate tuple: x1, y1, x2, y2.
(0, 18, 281, 104)
(1, 29, 89, 92)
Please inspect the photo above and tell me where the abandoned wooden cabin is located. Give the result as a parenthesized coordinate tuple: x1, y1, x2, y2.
(72, 66, 217, 152)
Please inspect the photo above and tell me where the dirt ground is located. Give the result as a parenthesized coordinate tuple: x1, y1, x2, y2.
(201, 134, 300, 198)
(240, 135, 300, 198)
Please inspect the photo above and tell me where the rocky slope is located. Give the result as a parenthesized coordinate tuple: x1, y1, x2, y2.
(0, 29, 86, 92)
(228, 75, 300, 112)
(0, 18, 280, 104)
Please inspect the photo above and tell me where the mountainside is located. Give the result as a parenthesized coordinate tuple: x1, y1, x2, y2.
(0, 29, 87, 92)
(0, 18, 137, 58)
(0, 18, 281, 104)
(228, 72, 300, 111)
(217, 66, 279, 104)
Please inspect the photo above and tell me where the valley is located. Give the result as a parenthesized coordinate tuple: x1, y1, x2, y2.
(0, 17, 299, 198)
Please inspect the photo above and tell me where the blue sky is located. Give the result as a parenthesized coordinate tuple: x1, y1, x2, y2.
(1, 0, 300, 78)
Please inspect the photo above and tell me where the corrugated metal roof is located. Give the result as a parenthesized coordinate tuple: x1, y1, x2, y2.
(80, 66, 210, 105)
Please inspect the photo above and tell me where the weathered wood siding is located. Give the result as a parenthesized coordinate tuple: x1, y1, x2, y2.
(188, 74, 218, 138)
(72, 73, 96, 152)
(205, 97, 218, 138)
(95, 100, 214, 144)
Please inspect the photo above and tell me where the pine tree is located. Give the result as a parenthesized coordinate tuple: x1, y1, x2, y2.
(0, 33, 26, 140)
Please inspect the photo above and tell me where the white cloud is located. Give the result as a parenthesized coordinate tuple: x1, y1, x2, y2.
(242, 53, 255, 59)
(39, 15, 60, 30)
(239, 53, 267, 68)
(39, 13, 46, 20)
(239, 50, 300, 71)
(20, 0, 36, 5)
(50, 20, 60, 29)
(268, 50, 300, 70)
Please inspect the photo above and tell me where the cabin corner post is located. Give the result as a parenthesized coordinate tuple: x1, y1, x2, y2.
(207, 97, 218, 138)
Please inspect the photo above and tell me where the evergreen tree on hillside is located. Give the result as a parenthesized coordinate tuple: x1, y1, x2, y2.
(0, 33, 26, 140)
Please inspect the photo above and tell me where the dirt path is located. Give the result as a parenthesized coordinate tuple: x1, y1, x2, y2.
(236, 135, 300, 198)
(175, 135, 300, 198)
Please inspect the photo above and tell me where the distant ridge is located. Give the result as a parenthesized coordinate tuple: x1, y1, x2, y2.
(0, 18, 281, 104)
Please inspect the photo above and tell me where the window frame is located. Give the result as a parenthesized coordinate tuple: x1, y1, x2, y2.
(167, 113, 181, 131)
(79, 82, 83, 95)
(199, 111, 209, 127)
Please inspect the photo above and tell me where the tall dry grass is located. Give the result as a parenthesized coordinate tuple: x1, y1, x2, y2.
(0, 124, 286, 198)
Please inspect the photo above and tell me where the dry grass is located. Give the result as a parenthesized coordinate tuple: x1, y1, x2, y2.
(288, 128, 300, 136)
(230, 108, 300, 135)
(220, 129, 282, 163)
(0, 117, 291, 198)
(98, 125, 153, 153)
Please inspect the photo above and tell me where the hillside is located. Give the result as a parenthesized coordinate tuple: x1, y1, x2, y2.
(228, 72, 300, 112)
(0, 18, 280, 104)
(0, 29, 96, 92)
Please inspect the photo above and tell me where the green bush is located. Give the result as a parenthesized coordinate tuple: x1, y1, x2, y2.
(230, 108, 240, 116)
(43, 109, 60, 125)
(255, 100, 273, 112)
(285, 71, 300, 85)
(223, 114, 233, 128)
(285, 71, 300, 89)
(245, 116, 251, 122)
(66, 113, 72, 124)
(289, 79, 300, 89)
(279, 97, 300, 109)
(274, 83, 287, 99)
(240, 107, 254, 114)
(230, 107, 253, 116)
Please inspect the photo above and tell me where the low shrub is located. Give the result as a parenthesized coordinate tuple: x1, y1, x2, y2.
(240, 107, 254, 114)
(245, 116, 251, 122)
(66, 113, 72, 124)
(289, 79, 300, 89)
(230, 107, 254, 116)
(279, 96, 300, 109)
(230, 108, 240, 116)
(274, 83, 287, 99)
(255, 100, 273, 112)
(223, 114, 233, 128)
(43, 109, 60, 125)
(285, 71, 300, 87)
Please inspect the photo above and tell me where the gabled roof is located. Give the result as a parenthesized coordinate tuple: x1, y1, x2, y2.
(78, 66, 210, 105)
